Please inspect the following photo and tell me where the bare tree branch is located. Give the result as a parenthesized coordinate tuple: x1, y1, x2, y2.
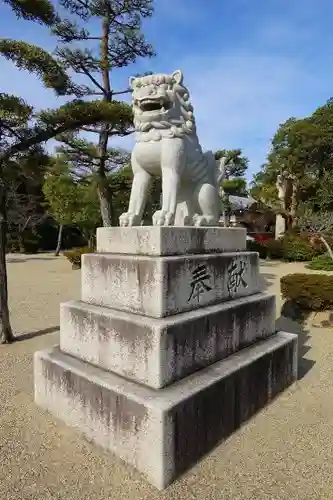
(112, 88, 132, 96)
(79, 64, 106, 94)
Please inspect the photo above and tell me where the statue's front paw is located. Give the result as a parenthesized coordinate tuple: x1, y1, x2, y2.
(152, 210, 175, 226)
(192, 214, 216, 227)
(119, 212, 141, 227)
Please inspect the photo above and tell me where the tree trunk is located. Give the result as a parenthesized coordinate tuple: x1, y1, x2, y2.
(96, 14, 113, 227)
(55, 224, 63, 256)
(18, 231, 24, 253)
(320, 235, 333, 261)
(290, 180, 298, 228)
(97, 173, 113, 226)
(0, 179, 14, 344)
(88, 233, 95, 250)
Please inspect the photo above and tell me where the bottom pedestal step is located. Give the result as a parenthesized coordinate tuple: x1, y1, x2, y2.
(34, 331, 298, 490)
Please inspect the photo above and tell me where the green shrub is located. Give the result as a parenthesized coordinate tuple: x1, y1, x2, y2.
(63, 247, 93, 270)
(281, 233, 317, 262)
(6, 237, 20, 253)
(21, 230, 41, 254)
(246, 239, 267, 259)
(247, 232, 321, 262)
(281, 273, 333, 310)
(262, 232, 317, 262)
(307, 253, 333, 271)
(264, 238, 284, 259)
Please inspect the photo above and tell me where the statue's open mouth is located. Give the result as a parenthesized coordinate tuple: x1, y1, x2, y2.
(139, 98, 172, 113)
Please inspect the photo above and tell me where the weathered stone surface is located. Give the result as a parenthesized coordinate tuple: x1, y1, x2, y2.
(81, 251, 261, 318)
(34, 331, 298, 490)
(60, 293, 276, 389)
(96, 226, 246, 256)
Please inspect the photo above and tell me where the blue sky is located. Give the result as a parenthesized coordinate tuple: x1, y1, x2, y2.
(1, 0, 333, 180)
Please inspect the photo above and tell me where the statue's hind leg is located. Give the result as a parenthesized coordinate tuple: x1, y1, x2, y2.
(193, 183, 220, 226)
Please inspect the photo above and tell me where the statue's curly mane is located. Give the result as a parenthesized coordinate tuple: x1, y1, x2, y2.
(132, 74, 196, 139)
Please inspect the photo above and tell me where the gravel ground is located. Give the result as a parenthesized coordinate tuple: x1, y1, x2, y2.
(0, 255, 333, 499)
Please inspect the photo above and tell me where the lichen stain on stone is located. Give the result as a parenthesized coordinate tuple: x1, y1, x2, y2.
(171, 338, 295, 475)
(167, 296, 275, 383)
(171, 372, 236, 476)
(137, 258, 158, 288)
(42, 357, 147, 434)
(68, 306, 91, 337)
(99, 316, 154, 352)
(68, 305, 154, 361)
(188, 228, 205, 255)
(166, 258, 184, 291)
(135, 258, 158, 311)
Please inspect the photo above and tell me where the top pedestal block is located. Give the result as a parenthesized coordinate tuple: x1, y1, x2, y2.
(96, 226, 246, 256)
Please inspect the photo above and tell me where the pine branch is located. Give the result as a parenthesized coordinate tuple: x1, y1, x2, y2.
(59, 0, 91, 20)
(0, 40, 71, 95)
(0, 93, 33, 121)
(3, 0, 57, 25)
(0, 99, 133, 163)
(79, 65, 106, 94)
(0, 124, 23, 141)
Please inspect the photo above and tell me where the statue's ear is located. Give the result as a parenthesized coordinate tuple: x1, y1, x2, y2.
(129, 76, 136, 89)
(171, 70, 183, 84)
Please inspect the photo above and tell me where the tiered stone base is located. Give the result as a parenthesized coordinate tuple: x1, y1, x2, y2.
(34, 226, 299, 490)
(34, 331, 297, 490)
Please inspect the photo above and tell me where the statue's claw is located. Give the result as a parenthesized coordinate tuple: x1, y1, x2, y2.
(119, 212, 141, 227)
(152, 210, 175, 226)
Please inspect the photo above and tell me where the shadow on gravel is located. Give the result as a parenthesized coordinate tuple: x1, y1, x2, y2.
(15, 326, 59, 342)
(7, 256, 60, 263)
(259, 273, 276, 291)
(276, 300, 315, 380)
(259, 259, 285, 267)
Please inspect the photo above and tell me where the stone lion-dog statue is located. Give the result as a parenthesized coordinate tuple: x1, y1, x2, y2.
(119, 70, 222, 227)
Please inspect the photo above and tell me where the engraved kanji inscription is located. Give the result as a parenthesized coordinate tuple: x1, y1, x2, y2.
(188, 264, 212, 302)
(227, 259, 248, 294)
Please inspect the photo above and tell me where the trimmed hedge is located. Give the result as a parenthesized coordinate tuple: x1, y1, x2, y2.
(281, 273, 333, 310)
(307, 253, 333, 271)
(63, 247, 93, 270)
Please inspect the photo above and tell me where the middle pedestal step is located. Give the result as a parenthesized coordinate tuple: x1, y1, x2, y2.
(60, 293, 276, 389)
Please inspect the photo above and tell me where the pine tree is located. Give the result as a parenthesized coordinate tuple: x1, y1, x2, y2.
(0, 0, 133, 342)
(215, 149, 249, 180)
(53, 0, 155, 225)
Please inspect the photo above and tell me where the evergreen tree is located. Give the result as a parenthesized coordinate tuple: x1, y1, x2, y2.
(215, 149, 249, 180)
(53, 0, 155, 225)
(0, 0, 133, 342)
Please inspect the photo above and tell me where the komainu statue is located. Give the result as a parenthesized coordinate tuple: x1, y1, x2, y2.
(119, 70, 221, 227)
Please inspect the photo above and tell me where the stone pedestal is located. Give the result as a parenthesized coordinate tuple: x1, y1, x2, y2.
(34, 226, 298, 490)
